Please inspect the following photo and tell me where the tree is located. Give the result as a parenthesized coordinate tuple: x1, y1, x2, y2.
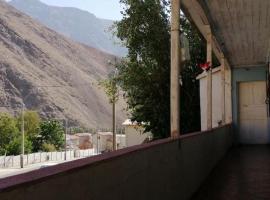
(0, 113, 19, 155)
(35, 120, 65, 152)
(0, 113, 33, 155)
(6, 136, 32, 155)
(116, 0, 171, 139)
(115, 0, 206, 138)
(17, 111, 41, 140)
(180, 16, 206, 133)
(99, 69, 120, 150)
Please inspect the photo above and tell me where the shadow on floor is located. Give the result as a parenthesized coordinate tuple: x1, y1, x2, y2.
(191, 145, 270, 200)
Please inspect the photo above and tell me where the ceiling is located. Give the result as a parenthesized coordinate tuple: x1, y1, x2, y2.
(198, 0, 270, 68)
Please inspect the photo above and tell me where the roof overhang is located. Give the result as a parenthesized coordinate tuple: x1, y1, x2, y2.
(182, 0, 229, 68)
(182, 0, 270, 69)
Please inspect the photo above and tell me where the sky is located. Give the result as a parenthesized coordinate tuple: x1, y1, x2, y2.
(39, 0, 123, 20)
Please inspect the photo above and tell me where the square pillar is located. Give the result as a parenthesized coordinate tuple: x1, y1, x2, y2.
(206, 26, 212, 130)
(170, 0, 181, 137)
(221, 56, 226, 124)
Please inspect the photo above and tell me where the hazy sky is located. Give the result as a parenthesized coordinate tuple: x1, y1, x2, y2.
(39, 0, 123, 20)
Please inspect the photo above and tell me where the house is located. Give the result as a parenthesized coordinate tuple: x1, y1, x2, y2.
(66, 134, 79, 150)
(74, 133, 93, 149)
(66, 133, 93, 150)
(197, 57, 270, 144)
(122, 119, 152, 147)
(92, 132, 126, 153)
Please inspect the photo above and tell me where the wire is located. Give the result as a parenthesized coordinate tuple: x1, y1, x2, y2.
(1, 82, 101, 90)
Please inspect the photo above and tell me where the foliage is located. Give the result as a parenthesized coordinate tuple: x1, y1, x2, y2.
(6, 136, 32, 155)
(0, 112, 65, 155)
(116, 0, 171, 139)
(36, 120, 65, 151)
(17, 111, 41, 140)
(41, 143, 56, 152)
(115, 0, 206, 138)
(0, 113, 19, 155)
(180, 16, 205, 133)
(99, 72, 119, 104)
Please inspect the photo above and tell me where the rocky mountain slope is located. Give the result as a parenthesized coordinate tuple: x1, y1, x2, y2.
(0, 1, 126, 128)
(9, 0, 127, 57)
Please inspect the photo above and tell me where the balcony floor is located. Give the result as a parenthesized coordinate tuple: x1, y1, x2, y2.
(191, 145, 270, 200)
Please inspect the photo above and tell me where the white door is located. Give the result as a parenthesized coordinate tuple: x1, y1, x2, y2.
(238, 81, 269, 144)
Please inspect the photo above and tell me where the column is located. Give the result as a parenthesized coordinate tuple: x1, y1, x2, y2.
(206, 26, 212, 130)
(170, 0, 181, 137)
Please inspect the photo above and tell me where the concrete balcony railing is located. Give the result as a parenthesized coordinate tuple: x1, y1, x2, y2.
(0, 124, 232, 200)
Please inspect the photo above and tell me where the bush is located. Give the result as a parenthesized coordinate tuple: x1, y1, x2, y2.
(6, 136, 32, 155)
(35, 120, 65, 151)
(0, 113, 20, 155)
(41, 143, 56, 152)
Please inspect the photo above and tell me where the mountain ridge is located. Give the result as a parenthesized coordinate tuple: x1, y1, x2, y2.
(0, 0, 126, 128)
(9, 0, 127, 57)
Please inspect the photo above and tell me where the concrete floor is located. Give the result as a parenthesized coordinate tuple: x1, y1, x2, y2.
(191, 145, 270, 200)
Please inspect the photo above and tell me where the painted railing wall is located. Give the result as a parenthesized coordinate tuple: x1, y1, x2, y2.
(0, 124, 233, 200)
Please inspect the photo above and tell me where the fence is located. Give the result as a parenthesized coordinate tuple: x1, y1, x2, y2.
(0, 149, 96, 168)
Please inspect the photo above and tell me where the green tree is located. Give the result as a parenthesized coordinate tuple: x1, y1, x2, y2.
(41, 143, 56, 152)
(99, 69, 120, 150)
(115, 0, 206, 138)
(99, 74, 119, 104)
(180, 16, 206, 133)
(0, 113, 19, 155)
(116, 0, 171, 139)
(6, 136, 32, 155)
(35, 120, 64, 151)
(17, 111, 41, 140)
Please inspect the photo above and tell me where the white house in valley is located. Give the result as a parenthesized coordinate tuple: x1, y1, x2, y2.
(122, 119, 152, 147)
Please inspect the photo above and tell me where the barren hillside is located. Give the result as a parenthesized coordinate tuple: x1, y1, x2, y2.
(0, 1, 126, 128)
(9, 0, 127, 57)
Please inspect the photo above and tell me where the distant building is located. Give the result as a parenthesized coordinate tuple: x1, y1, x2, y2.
(75, 133, 93, 150)
(66, 133, 93, 150)
(92, 132, 126, 153)
(122, 119, 152, 147)
(66, 134, 79, 150)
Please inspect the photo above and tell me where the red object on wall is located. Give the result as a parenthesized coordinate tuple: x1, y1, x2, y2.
(199, 62, 211, 71)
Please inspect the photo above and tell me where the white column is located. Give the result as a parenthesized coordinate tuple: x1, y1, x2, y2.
(221, 56, 226, 124)
(170, 0, 181, 137)
(206, 26, 212, 130)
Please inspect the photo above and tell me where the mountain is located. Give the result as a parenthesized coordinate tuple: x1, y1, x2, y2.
(9, 0, 127, 57)
(0, 1, 126, 128)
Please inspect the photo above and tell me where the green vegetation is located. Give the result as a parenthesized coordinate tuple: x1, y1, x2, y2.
(99, 75, 119, 105)
(0, 111, 65, 156)
(115, 0, 206, 138)
(37, 120, 65, 152)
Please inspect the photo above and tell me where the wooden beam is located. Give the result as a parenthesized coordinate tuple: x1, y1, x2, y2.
(221, 55, 226, 124)
(170, 0, 181, 137)
(206, 26, 212, 130)
(224, 64, 233, 123)
(181, 0, 231, 68)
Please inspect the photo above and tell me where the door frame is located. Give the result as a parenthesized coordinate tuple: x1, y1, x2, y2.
(237, 80, 269, 144)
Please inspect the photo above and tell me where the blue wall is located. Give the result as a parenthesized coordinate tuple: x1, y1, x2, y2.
(232, 66, 267, 139)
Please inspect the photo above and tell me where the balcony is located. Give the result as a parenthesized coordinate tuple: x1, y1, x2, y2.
(192, 145, 270, 200)
(0, 125, 233, 200)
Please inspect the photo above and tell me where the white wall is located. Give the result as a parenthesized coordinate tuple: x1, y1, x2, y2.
(198, 67, 232, 131)
(0, 149, 96, 168)
(125, 126, 152, 147)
